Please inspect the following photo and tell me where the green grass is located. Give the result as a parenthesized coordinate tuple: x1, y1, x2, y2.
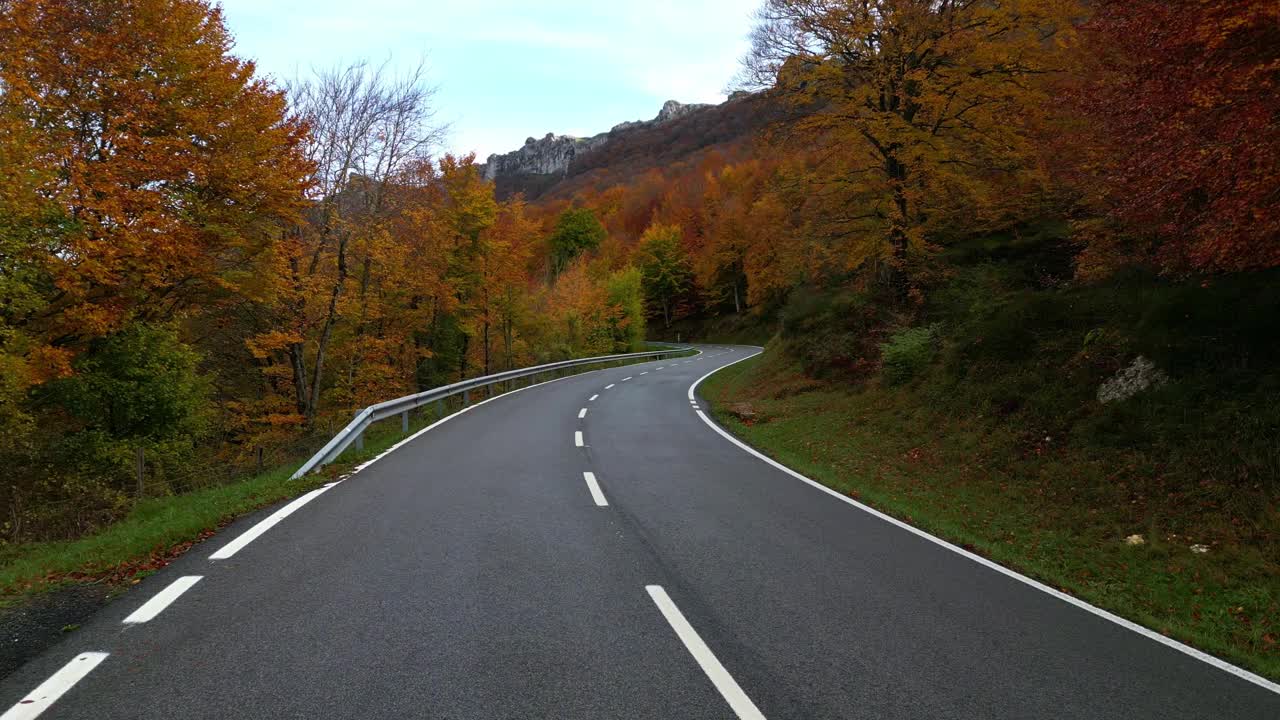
(702, 348, 1280, 681)
(0, 348, 684, 598)
(0, 464, 326, 595)
(0, 399, 459, 596)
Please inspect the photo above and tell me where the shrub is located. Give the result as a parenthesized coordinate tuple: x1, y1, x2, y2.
(881, 324, 940, 384)
(6, 323, 215, 540)
(779, 285, 888, 376)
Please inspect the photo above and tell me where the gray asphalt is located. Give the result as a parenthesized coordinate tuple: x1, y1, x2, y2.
(2, 345, 1277, 718)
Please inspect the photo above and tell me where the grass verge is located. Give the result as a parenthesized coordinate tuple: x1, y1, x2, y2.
(0, 408, 432, 597)
(701, 348, 1280, 682)
(0, 348, 685, 597)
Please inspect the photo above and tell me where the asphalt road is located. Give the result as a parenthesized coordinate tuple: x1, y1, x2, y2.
(3, 345, 1278, 719)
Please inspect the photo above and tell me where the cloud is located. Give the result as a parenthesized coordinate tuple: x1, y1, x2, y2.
(471, 25, 610, 51)
(216, 0, 762, 158)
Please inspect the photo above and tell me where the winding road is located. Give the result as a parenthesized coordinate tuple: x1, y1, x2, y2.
(2, 345, 1277, 719)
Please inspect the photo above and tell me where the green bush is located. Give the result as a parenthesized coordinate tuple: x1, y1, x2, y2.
(880, 324, 940, 384)
(779, 284, 889, 376)
(605, 265, 646, 351)
(10, 323, 215, 540)
(46, 323, 211, 441)
(548, 208, 606, 276)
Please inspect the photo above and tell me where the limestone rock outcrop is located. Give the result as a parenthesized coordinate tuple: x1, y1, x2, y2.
(481, 133, 608, 181)
(480, 99, 716, 181)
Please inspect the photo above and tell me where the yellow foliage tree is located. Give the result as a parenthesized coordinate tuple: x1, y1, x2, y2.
(742, 0, 1074, 296)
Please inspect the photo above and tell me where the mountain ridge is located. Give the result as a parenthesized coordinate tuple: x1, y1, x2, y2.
(480, 92, 779, 201)
(479, 99, 714, 182)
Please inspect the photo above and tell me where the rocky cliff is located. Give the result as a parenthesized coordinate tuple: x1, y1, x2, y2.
(479, 99, 714, 182)
(480, 133, 608, 181)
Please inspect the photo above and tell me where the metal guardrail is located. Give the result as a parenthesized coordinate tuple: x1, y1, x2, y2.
(290, 346, 692, 479)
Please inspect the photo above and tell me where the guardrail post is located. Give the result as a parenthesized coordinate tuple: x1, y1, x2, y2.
(401, 410, 409, 434)
(463, 389, 470, 407)
(354, 431, 364, 452)
(436, 398, 443, 418)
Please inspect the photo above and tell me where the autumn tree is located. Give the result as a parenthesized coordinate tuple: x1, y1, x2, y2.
(481, 199, 538, 372)
(637, 224, 694, 329)
(701, 161, 771, 314)
(604, 266, 646, 351)
(0, 0, 310, 348)
(264, 60, 444, 421)
(741, 0, 1073, 297)
(1067, 0, 1280, 276)
(541, 260, 612, 356)
(0, 0, 310, 536)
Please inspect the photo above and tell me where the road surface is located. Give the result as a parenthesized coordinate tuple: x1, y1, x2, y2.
(3, 345, 1277, 719)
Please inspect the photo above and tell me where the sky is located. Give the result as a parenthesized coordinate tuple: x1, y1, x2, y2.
(215, 1, 760, 160)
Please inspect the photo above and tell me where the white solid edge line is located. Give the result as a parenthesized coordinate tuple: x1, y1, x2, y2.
(209, 484, 336, 560)
(687, 350, 1280, 696)
(646, 585, 766, 720)
(589, 394, 599, 402)
(583, 472, 608, 506)
(575, 431, 584, 447)
(122, 576, 203, 624)
(0, 652, 109, 720)
(578, 408, 588, 419)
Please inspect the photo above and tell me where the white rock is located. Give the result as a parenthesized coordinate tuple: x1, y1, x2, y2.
(1124, 534, 1145, 546)
(480, 100, 713, 181)
(1098, 356, 1170, 404)
(1190, 544, 1209, 554)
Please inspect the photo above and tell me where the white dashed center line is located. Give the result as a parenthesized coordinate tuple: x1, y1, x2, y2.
(589, 394, 599, 402)
(605, 384, 615, 389)
(582, 472, 608, 506)
(1, 652, 109, 720)
(578, 408, 587, 419)
(575, 431, 584, 447)
(646, 586, 765, 720)
(622, 376, 632, 382)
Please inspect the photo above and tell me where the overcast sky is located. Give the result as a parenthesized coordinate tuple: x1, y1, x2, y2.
(215, 0, 760, 160)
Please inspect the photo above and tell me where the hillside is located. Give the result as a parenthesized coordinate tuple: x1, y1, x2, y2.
(483, 92, 786, 201)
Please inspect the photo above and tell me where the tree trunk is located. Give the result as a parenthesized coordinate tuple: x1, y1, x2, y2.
(458, 333, 469, 382)
(502, 314, 513, 371)
(307, 233, 349, 419)
(288, 342, 310, 417)
(885, 150, 912, 301)
(482, 285, 491, 376)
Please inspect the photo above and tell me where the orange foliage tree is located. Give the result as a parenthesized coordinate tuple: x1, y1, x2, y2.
(0, 0, 310, 347)
(741, 0, 1074, 297)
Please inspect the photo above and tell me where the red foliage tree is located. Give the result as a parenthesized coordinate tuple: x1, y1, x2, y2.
(1072, 1, 1280, 275)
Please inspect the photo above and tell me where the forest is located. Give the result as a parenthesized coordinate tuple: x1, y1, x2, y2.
(0, 0, 1277, 673)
